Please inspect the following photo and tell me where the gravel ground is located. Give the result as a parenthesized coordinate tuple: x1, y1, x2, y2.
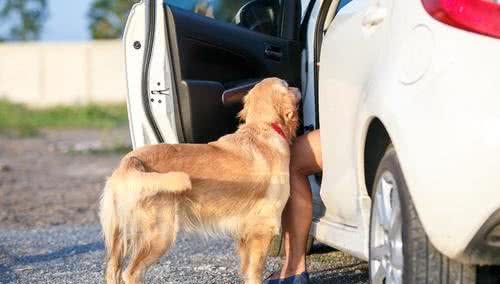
(0, 129, 368, 283)
(0, 225, 368, 284)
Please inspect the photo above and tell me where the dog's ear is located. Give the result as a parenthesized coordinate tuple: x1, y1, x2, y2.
(278, 101, 295, 123)
(275, 89, 299, 140)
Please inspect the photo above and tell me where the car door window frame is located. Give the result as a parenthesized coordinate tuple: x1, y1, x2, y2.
(165, 0, 301, 40)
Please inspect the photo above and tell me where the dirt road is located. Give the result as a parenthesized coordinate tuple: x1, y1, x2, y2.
(0, 129, 127, 229)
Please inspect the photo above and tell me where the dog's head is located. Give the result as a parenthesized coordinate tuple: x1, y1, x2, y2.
(238, 78, 301, 142)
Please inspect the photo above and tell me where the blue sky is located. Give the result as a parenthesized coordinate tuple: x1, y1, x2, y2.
(41, 0, 92, 41)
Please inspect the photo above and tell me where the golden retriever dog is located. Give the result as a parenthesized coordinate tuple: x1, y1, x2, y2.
(100, 78, 300, 284)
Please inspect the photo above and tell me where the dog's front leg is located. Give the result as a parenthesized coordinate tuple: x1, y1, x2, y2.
(239, 231, 275, 284)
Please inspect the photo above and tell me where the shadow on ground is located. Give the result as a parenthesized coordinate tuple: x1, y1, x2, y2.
(308, 243, 368, 284)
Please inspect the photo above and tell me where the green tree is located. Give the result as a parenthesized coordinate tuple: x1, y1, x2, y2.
(0, 0, 48, 41)
(88, 0, 134, 39)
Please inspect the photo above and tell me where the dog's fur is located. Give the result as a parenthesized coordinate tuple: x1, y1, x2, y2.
(100, 78, 300, 284)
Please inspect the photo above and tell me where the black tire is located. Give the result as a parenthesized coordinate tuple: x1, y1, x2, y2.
(267, 232, 314, 257)
(369, 145, 476, 284)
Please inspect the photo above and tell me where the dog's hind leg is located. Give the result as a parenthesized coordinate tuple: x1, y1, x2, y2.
(105, 228, 124, 284)
(239, 229, 275, 284)
(237, 238, 250, 279)
(122, 203, 177, 284)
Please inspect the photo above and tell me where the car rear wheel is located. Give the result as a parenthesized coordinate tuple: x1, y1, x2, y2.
(369, 145, 476, 284)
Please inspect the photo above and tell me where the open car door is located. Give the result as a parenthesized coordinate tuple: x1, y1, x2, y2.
(124, 0, 302, 148)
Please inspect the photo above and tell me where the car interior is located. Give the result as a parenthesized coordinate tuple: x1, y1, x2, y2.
(162, 0, 303, 143)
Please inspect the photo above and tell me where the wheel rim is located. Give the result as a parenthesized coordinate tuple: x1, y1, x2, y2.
(370, 171, 404, 284)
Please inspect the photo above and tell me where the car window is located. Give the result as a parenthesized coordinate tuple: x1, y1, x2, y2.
(166, 0, 283, 37)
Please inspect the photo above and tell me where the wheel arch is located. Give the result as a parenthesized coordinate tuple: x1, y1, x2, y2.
(363, 117, 392, 197)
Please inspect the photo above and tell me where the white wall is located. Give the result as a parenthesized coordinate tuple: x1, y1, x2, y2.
(0, 40, 127, 107)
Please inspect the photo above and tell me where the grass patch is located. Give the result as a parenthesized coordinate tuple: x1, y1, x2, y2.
(68, 144, 132, 155)
(86, 144, 132, 155)
(0, 99, 128, 136)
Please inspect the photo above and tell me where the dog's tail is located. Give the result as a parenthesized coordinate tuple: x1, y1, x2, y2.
(121, 156, 192, 200)
(100, 156, 191, 283)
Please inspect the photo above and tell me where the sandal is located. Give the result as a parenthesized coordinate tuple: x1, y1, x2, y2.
(280, 272, 310, 284)
(263, 272, 310, 284)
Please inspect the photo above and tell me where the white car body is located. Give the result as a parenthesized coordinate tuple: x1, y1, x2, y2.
(304, 0, 500, 263)
(124, 0, 500, 269)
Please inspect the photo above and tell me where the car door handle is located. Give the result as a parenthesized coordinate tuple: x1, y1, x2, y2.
(362, 7, 387, 28)
(264, 45, 282, 61)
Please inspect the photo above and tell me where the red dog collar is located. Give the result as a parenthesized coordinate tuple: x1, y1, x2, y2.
(270, 123, 287, 140)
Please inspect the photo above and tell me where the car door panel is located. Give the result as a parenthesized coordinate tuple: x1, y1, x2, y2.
(176, 80, 240, 143)
(165, 5, 301, 143)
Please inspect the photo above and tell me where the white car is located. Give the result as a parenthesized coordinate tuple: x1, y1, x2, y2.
(123, 0, 500, 283)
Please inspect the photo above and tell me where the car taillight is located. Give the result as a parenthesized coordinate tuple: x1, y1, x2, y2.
(422, 0, 500, 39)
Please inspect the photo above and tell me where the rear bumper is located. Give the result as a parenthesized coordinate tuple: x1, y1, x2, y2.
(462, 209, 500, 265)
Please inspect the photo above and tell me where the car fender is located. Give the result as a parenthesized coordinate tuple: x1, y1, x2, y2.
(357, 59, 500, 263)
